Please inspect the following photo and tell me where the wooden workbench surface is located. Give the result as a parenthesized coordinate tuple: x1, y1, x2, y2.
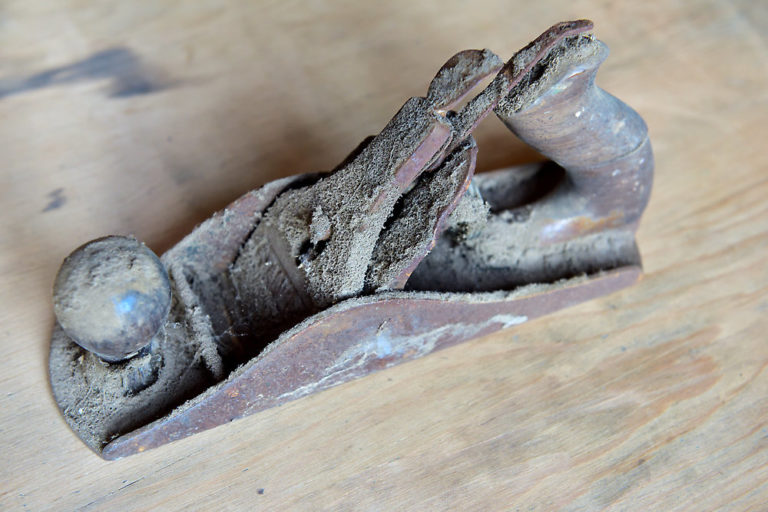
(1, 1, 766, 510)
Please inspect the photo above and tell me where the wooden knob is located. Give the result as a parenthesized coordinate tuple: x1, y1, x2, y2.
(53, 236, 171, 362)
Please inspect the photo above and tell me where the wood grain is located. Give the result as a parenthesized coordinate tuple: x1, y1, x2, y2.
(1, 1, 767, 510)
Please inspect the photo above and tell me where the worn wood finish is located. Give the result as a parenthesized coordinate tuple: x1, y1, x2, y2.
(1, 1, 766, 510)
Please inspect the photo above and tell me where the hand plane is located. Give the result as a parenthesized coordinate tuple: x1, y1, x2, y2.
(49, 20, 653, 459)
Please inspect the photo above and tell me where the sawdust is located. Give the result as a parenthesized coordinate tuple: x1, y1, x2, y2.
(366, 139, 478, 291)
(49, 265, 222, 452)
(229, 95, 453, 339)
(407, 161, 641, 293)
(498, 32, 602, 114)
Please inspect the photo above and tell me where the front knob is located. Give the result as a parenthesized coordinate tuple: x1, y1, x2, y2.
(53, 236, 171, 362)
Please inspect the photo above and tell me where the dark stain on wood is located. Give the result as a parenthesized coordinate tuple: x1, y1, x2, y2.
(43, 188, 66, 212)
(0, 48, 172, 100)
